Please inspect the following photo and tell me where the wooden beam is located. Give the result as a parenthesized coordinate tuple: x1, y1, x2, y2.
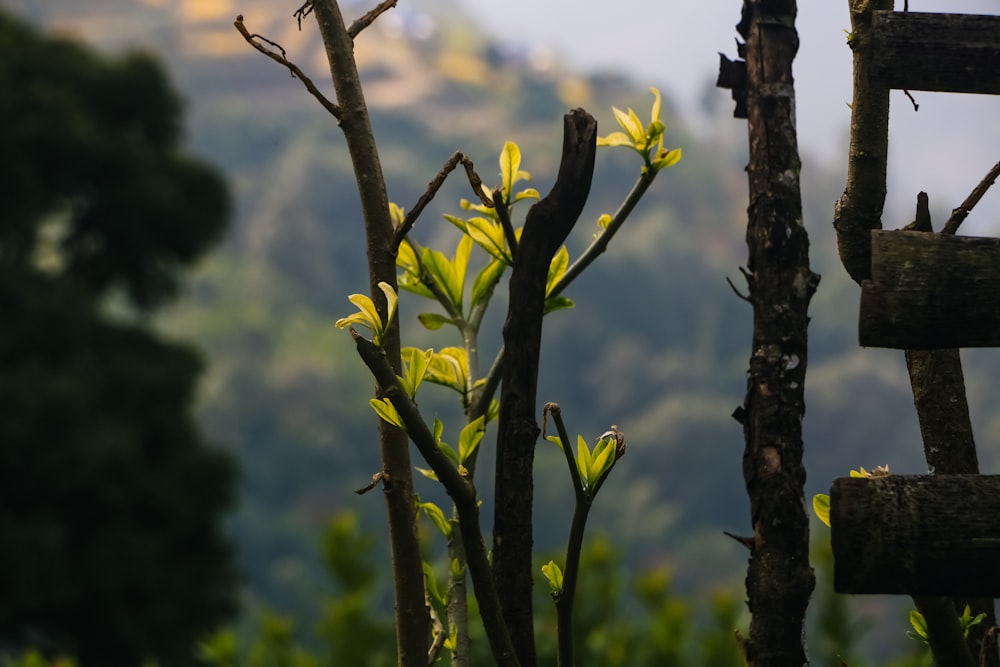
(831, 475, 1000, 596)
(871, 11, 1000, 95)
(859, 230, 1000, 349)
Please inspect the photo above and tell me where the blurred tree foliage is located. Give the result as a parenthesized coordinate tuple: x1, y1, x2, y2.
(0, 11, 237, 666)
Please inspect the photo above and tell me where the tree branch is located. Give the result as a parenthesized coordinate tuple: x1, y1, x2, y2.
(492, 109, 597, 667)
(351, 331, 520, 667)
(233, 15, 341, 119)
(942, 160, 1000, 235)
(309, 1, 425, 663)
(392, 152, 489, 250)
(833, 0, 892, 282)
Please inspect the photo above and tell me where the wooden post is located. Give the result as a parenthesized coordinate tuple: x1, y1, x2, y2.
(859, 230, 1000, 349)
(831, 475, 1000, 596)
(871, 11, 1000, 94)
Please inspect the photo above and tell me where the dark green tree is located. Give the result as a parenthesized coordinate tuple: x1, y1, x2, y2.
(0, 11, 237, 666)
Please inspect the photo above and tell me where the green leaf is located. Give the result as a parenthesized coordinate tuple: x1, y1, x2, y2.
(421, 247, 461, 310)
(596, 131, 635, 148)
(425, 347, 469, 395)
(588, 437, 616, 489)
(417, 312, 453, 330)
(433, 416, 445, 445)
(422, 561, 446, 606)
(415, 466, 438, 481)
(399, 347, 433, 398)
(484, 398, 500, 424)
(576, 435, 592, 489)
(651, 147, 682, 172)
(812, 494, 831, 527)
(514, 187, 540, 202)
(443, 624, 458, 651)
(419, 501, 452, 537)
(396, 239, 435, 299)
(544, 295, 575, 315)
(369, 398, 405, 430)
(471, 258, 506, 309)
(458, 416, 486, 464)
(466, 216, 511, 265)
(650, 86, 662, 125)
(546, 435, 564, 451)
(541, 560, 564, 594)
(499, 141, 530, 201)
(596, 213, 613, 229)
(389, 201, 406, 227)
(612, 106, 644, 145)
(908, 609, 929, 643)
(546, 245, 569, 297)
(336, 293, 379, 336)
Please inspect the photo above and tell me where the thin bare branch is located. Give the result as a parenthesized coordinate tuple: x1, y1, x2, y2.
(494, 188, 519, 262)
(942, 160, 1000, 235)
(392, 152, 489, 249)
(726, 276, 752, 303)
(234, 15, 341, 118)
(293, 1, 314, 30)
(349, 0, 399, 38)
(427, 594, 446, 665)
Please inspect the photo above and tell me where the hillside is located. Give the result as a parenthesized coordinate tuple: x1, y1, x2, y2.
(11, 0, 1000, 634)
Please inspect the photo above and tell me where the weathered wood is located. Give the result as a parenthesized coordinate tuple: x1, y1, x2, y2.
(859, 230, 1000, 348)
(871, 11, 1000, 95)
(832, 475, 1000, 596)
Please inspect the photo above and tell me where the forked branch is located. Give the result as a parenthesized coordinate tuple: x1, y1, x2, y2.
(233, 15, 341, 118)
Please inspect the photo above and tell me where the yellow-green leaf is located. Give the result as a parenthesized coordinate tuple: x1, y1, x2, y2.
(597, 131, 634, 148)
(418, 501, 452, 537)
(541, 560, 564, 593)
(389, 201, 406, 227)
(651, 147, 682, 172)
(370, 397, 405, 430)
(499, 141, 522, 201)
(458, 415, 486, 464)
(546, 245, 569, 297)
(612, 105, 644, 144)
(399, 347, 433, 398)
(813, 494, 831, 527)
(650, 87, 662, 125)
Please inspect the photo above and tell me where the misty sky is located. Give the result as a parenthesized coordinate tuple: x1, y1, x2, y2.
(457, 0, 1000, 233)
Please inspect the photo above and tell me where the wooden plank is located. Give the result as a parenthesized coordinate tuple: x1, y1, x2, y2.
(871, 11, 1000, 95)
(859, 230, 1000, 349)
(831, 475, 1000, 596)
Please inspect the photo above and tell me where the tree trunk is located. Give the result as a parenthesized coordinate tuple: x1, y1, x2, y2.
(731, 1, 819, 664)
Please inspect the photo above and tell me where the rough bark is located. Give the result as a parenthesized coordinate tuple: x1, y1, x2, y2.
(493, 109, 597, 667)
(832, 475, 1000, 596)
(730, 2, 819, 664)
(834, 0, 891, 284)
(310, 2, 427, 664)
(870, 11, 1000, 95)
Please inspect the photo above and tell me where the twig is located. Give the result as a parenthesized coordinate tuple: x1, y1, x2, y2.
(494, 188, 519, 262)
(726, 276, 752, 303)
(902, 89, 919, 112)
(233, 15, 341, 119)
(349, 0, 399, 38)
(942, 160, 1000, 235)
(392, 152, 489, 249)
(293, 1, 314, 30)
(427, 593, 446, 665)
(549, 168, 656, 298)
(355, 470, 386, 494)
